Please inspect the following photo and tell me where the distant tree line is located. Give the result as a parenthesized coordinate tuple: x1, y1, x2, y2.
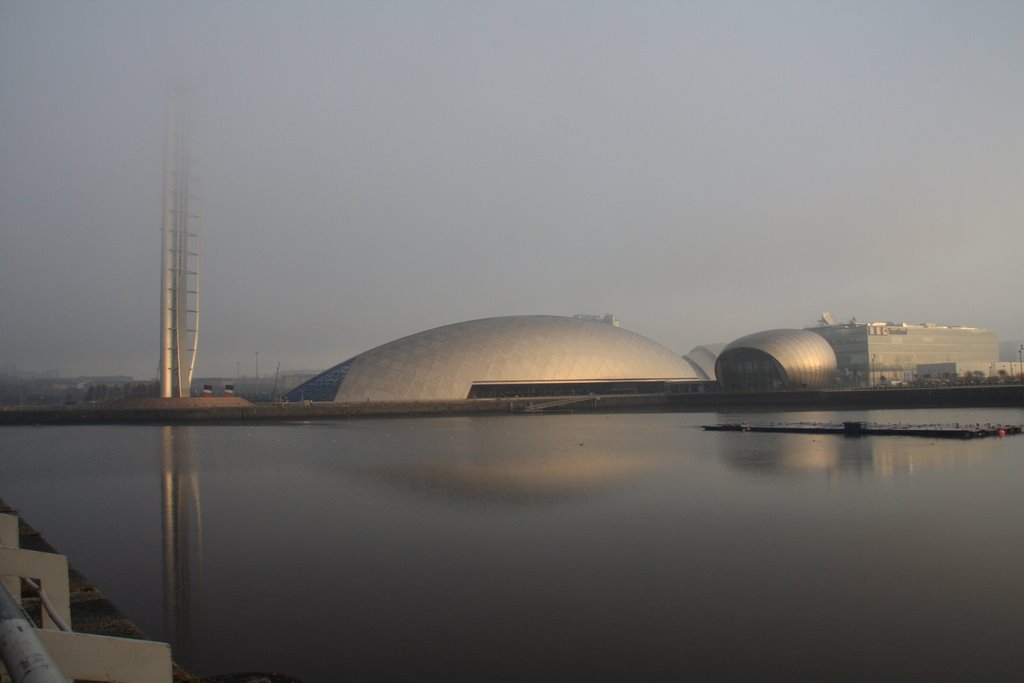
(0, 379, 160, 407)
(83, 381, 160, 401)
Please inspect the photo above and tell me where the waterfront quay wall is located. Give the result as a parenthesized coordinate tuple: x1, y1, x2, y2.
(668, 384, 1024, 412)
(1, 397, 569, 424)
(1, 385, 1021, 425)
(0, 498, 192, 681)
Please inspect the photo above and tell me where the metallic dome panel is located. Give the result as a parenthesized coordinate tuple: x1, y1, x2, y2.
(683, 343, 726, 381)
(314, 315, 698, 402)
(716, 329, 837, 390)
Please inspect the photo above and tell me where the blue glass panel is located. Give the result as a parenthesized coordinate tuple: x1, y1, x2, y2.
(283, 360, 352, 402)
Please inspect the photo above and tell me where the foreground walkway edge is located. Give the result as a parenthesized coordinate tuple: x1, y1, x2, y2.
(0, 500, 304, 683)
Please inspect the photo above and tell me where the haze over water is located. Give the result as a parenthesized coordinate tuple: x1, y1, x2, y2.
(2, 407, 1023, 681)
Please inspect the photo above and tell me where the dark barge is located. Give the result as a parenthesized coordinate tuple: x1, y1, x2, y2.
(703, 421, 1022, 439)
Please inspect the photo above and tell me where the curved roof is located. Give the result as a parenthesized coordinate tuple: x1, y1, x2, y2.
(715, 329, 836, 390)
(286, 315, 699, 402)
(683, 343, 726, 381)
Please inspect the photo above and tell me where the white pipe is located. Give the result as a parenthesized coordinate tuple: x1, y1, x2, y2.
(0, 581, 66, 683)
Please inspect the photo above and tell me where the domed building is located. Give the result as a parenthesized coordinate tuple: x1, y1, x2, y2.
(715, 329, 837, 391)
(285, 315, 702, 402)
(683, 343, 726, 381)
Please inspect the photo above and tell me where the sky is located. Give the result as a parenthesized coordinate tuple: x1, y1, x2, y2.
(1, 1, 1022, 379)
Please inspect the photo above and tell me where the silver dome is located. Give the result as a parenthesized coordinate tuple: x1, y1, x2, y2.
(289, 315, 700, 402)
(715, 329, 837, 391)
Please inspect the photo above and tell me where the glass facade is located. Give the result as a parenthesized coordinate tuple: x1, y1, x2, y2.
(810, 325, 869, 388)
(467, 379, 710, 398)
(282, 360, 352, 402)
(809, 323, 997, 387)
(716, 349, 786, 392)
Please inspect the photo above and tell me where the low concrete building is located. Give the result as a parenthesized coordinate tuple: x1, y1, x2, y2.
(917, 361, 1018, 382)
(809, 319, 997, 388)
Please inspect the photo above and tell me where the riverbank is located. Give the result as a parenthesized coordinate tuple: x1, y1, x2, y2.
(1, 498, 303, 683)
(1, 385, 1021, 425)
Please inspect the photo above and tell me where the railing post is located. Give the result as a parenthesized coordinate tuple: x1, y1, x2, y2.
(0, 515, 19, 604)
(0, 550, 70, 631)
(0, 511, 172, 682)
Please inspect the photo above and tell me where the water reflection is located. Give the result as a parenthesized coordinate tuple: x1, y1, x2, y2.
(282, 416, 660, 504)
(354, 417, 657, 503)
(870, 438, 987, 479)
(717, 430, 991, 480)
(358, 449, 655, 503)
(2, 410, 1022, 681)
(160, 426, 202, 667)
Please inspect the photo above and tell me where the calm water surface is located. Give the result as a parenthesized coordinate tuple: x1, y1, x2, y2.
(2, 408, 1023, 681)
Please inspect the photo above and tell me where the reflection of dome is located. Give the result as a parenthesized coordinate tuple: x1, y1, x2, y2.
(359, 451, 656, 503)
(719, 434, 842, 474)
(285, 315, 700, 402)
(715, 329, 837, 391)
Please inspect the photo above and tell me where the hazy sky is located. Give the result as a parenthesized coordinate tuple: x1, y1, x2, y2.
(2, 1, 1022, 378)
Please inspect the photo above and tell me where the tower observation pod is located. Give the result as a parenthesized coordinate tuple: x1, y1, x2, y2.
(160, 85, 199, 398)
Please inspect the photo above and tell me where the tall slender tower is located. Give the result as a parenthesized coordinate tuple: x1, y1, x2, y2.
(160, 86, 200, 398)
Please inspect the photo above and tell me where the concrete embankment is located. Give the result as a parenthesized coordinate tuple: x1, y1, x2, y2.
(667, 384, 1024, 412)
(0, 385, 1021, 425)
(1, 498, 303, 683)
(1, 498, 192, 681)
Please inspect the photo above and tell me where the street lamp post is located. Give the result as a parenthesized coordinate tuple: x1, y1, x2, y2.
(1011, 344, 1019, 387)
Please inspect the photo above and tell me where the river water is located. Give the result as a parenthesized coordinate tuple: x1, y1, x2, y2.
(1, 407, 1023, 681)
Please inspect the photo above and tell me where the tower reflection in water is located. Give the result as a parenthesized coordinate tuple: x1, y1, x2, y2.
(160, 426, 202, 667)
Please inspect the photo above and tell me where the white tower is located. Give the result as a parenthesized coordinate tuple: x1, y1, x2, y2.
(160, 86, 199, 398)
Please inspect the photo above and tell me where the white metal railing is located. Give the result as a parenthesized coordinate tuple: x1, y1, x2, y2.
(22, 579, 70, 633)
(0, 512, 173, 683)
(523, 394, 601, 413)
